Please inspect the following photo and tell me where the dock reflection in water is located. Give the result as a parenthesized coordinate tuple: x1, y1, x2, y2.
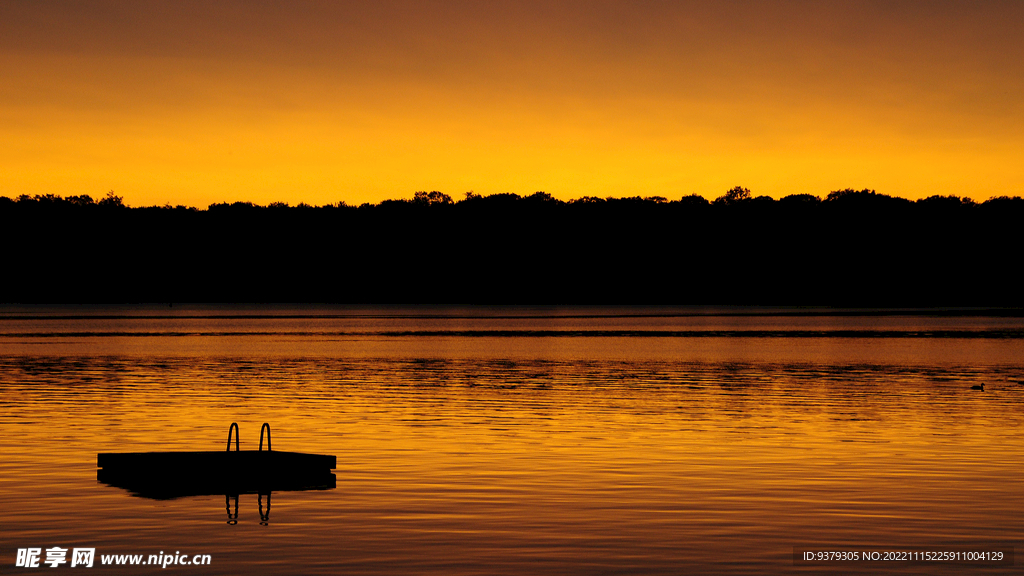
(98, 470, 336, 501)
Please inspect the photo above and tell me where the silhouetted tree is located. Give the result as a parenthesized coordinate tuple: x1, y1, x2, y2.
(714, 186, 751, 205)
(676, 194, 710, 207)
(67, 194, 95, 206)
(779, 194, 820, 204)
(99, 190, 124, 207)
(413, 191, 453, 205)
(525, 191, 557, 203)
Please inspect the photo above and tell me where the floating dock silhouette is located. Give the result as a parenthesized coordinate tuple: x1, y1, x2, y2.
(98, 423, 336, 499)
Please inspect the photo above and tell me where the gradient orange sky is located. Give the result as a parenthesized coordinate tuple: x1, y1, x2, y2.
(2, 0, 1022, 207)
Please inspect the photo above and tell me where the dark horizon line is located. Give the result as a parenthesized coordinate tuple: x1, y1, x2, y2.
(2, 307, 1023, 321)
(2, 329, 1023, 339)
(3, 187, 1023, 211)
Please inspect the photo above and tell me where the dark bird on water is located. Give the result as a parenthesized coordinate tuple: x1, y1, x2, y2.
(971, 383, 985, 391)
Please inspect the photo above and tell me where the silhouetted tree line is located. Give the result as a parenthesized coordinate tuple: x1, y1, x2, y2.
(1, 187, 1021, 305)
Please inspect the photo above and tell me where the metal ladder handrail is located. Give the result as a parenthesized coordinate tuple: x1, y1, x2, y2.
(259, 423, 272, 451)
(226, 422, 240, 452)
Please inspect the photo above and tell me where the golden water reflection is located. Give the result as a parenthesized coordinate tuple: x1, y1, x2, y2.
(1, 353, 1022, 575)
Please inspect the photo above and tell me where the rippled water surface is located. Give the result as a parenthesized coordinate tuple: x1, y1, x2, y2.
(1, 307, 1022, 574)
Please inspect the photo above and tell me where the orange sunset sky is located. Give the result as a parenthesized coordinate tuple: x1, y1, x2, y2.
(1, 0, 1022, 207)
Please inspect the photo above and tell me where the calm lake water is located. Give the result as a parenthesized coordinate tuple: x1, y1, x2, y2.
(1, 306, 1022, 575)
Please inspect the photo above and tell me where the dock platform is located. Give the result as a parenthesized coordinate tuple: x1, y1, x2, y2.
(97, 423, 336, 499)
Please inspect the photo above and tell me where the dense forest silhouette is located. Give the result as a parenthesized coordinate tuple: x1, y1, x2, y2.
(1, 188, 1021, 305)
